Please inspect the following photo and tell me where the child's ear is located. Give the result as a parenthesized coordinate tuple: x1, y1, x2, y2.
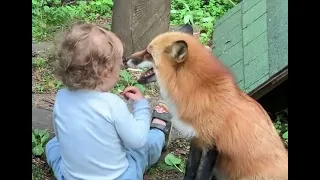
(166, 40, 188, 63)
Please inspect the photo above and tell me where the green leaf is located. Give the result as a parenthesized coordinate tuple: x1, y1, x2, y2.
(55, 80, 63, 88)
(120, 70, 131, 83)
(117, 85, 125, 92)
(43, 6, 50, 13)
(183, 14, 192, 24)
(32, 0, 37, 5)
(157, 162, 176, 171)
(32, 145, 45, 156)
(105, 0, 113, 5)
(202, 17, 213, 23)
(282, 131, 288, 139)
(180, 160, 185, 173)
(40, 132, 50, 144)
(130, 79, 138, 85)
(33, 129, 39, 135)
(134, 84, 146, 93)
(32, 133, 36, 143)
(171, 10, 178, 14)
(38, 129, 47, 137)
(165, 153, 181, 166)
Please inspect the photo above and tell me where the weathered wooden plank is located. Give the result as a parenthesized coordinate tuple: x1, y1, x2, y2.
(111, 0, 133, 57)
(111, 0, 171, 57)
(133, 5, 171, 51)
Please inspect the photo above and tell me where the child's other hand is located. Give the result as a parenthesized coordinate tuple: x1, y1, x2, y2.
(122, 86, 144, 101)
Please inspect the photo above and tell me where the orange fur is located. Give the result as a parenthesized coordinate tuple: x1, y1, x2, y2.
(128, 32, 288, 180)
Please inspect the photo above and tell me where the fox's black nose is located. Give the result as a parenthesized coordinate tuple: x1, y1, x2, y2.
(122, 57, 127, 63)
(122, 57, 129, 69)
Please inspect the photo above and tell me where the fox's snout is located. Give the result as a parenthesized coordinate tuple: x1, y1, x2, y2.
(124, 49, 153, 69)
(124, 48, 156, 84)
(123, 57, 140, 68)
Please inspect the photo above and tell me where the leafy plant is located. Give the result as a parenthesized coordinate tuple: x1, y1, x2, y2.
(32, 57, 47, 68)
(32, 0, 113, 42)
(282, 131, 288, 140)
(164, 153, 185, 173)
(170, 0, 239, 44)
(112, 70, 146, 94)
(32, 129, 50, 156)
(273, 108, 288, 146)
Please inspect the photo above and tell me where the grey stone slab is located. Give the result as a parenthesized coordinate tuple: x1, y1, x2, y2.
(32, 107, 54, 133)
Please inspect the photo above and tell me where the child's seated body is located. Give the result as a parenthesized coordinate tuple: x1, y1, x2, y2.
(45, 23, 173, 180)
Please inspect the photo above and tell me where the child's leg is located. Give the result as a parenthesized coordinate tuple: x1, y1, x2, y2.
(117, 101, 172, 180)
(45, 136, 64, 180)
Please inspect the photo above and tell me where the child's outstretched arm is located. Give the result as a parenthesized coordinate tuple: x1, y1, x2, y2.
(113, 98, 151, 149)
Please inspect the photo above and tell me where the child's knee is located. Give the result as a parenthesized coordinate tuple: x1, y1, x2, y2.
(45, 137, 58, 152)
(45, 137, 61, 166)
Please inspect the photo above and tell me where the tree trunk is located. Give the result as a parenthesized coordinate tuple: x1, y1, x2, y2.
(111, 0, 171, 57)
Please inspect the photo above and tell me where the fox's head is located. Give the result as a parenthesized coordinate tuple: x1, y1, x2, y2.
(124, 24, 212, 84)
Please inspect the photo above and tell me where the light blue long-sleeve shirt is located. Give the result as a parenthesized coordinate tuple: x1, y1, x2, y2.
(52, 88, 151, 180)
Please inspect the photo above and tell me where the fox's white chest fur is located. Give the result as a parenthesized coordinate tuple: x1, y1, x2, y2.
(156, 77, 198, 139)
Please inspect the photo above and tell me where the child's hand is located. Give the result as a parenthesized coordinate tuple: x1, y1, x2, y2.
(121, 86, 144, 101)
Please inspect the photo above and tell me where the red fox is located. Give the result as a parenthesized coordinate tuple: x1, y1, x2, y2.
(124, 25, 288, 180)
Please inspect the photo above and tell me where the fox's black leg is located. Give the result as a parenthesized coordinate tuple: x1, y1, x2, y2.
(198, 148, 219, 180)
(183, 140, 203, 180)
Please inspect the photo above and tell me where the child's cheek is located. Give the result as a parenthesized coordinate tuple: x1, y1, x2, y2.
(115, 70, 121, 82)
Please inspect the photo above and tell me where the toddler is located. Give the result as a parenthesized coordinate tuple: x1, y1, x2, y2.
(45, 22, 173, 180)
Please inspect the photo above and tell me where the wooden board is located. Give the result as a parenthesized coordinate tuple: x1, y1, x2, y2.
(111, 0, 171, 57)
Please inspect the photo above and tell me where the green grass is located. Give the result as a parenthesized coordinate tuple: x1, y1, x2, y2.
(32, 0, 113, 42)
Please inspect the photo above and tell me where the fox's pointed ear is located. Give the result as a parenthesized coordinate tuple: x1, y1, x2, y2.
(166, 40, 188, 63)
(178, 24, 193, 35)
